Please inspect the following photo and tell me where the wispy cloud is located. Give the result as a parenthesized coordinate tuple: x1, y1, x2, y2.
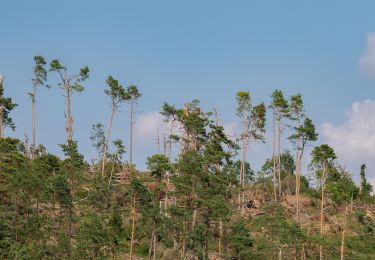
(359, 32, 375, 76)
(135, 111, 166, 144)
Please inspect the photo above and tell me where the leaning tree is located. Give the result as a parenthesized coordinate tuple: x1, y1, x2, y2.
(101, 76, 129, 176)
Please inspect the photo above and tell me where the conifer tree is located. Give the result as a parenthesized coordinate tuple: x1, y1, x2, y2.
(0, 76, 17, 138)
(30, 56, 48, 158)
(236, 91, 266, 214)
(49, 60, 89, 142)
(161, 102, 178, 161)
(359, 164, 373, 197)
(101, 76, 129, 176)
(289, 106, 318, 222)
(311, 144, 336, 260)
(270, 90, 289, 200)
(90, 123, 105, 165)
(126, 85, 141, 169)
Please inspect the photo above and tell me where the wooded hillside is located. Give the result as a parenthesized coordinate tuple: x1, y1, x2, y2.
(0, 57, 374, 259)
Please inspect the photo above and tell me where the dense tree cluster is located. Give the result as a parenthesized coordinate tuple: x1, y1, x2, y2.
(0, 56, 374, 259)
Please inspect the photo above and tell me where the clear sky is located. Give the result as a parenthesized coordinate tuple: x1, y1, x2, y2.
(1, 1, 375, 184)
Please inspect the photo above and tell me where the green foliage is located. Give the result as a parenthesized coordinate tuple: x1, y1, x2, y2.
(105, 75, 130, 106)
(228, 219, 253, 259)
(311, 144, 337, 166)
(146, 154, 171, 180)
(32, 55, 48, 88)
(90, 122, 105, 161)
(360, 164, 373, 198)
(49, 59, 89, 92)
(327, 166, 359, 204)
(0, 77, 18, 131)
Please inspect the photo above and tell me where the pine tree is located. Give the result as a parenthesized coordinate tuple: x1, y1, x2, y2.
(49, 60, 89, 142)
(126, 85, 141, 169)
(311, 144, 336, 260)
(30, 56, 48, 159)
(101, 76, 130, 176)
(0, 76, 17, 138)
(270, 90, 289, 200)
(236, 91, 266, 214)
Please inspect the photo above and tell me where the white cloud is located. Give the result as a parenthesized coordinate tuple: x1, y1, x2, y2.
(359, 32, 375, 76)
(135, 111, 165, 144)
(321, 100, 375, 186)
(223, 121, 239, 138)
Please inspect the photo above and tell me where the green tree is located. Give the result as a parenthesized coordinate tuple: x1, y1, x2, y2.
(147, 154, 171, 181)
(49, 59, 89, 142)
(236, 91, 266, 214)
(311, 144, 336, 260)
(90, 123, 105, 165)
(161, 102, 179, 160)
(228, 219, 253, 259)
(30, 56, 48, 158)
(270, 89, 289, 200)
(289, 108, 318, 221)
(0, 76, 18, 138)
(359, 164, 373, 198)
(101, 76, 130, 176)
(126, 85, 141, 168)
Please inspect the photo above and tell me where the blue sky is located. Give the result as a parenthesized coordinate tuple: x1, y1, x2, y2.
(1, 1, 375, 183)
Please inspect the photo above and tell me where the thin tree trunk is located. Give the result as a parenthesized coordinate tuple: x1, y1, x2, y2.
(278, 121, 282, 197)
(0, 77, 4, 138)
(66, 87, 73, 142)
(129, 101, 133, 168)
(0, 106, 3, 138)
(130, 196, 136, 260)
(108, 153, 117, 190)
(296, 152, 301, 222)
(153, 230, 156, 260)
(101, 106, 115, 176)
(148, 228, 155, 260)
(240, 139, 247, 215)
(320, 161, 326, 260)
(218, 219, 223, 259)
(31, 88, 36, 159)
(163, 130, 166, 156)
(168, 122, 174, 161)
(340, 207, 348, 260)
(273, 113, 277, 202)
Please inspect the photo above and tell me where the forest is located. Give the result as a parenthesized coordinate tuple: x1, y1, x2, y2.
(0, 56, 374, 260)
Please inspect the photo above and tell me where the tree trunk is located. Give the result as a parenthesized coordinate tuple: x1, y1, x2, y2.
(0, 76, 4, 138)
(296, 152, 301, 222)
(218, 219, 223, 259)
(101, 106, 115, 176)
(320, 161, 326, 260)
(153, 230, 157, 260)
(240, 139, 247, 215)
(129, 101, 133, 168)
(130, 196, 136, 260)
(273, 113, 277, 202)
(278, 121, 282, 197)
(31, 87, 36, 159)
(148, 228, 155, 260)
(66, 86, 73, 142)
(340, 207, 348, 260)
(168, 122, 174, 161)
